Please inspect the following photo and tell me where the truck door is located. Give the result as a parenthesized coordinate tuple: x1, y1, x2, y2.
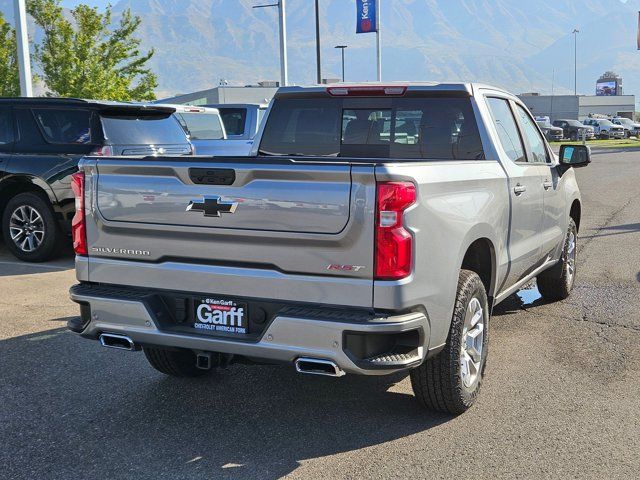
(512, 104, 566, 261)
(486, 97, 545, 288)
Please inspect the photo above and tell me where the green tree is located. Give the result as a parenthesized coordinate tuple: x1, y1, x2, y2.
(28, 0, 157, 101)
(0, 12, 20, 97)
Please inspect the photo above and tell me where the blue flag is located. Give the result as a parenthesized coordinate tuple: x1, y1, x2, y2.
(356, 0, 377, 34)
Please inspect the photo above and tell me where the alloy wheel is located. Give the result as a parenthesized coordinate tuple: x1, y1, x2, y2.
(460, 297, 484, 390)
(565, 230, 576, 285)
(9, 205, 46, 253)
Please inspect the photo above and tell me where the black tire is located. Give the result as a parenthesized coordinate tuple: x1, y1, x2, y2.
(537, 218, 577, 301)
(143, 345, 211, 377)
(570, 132, 578, 141)
(1, 192, 62, 262)
(410, 270, 489, 415)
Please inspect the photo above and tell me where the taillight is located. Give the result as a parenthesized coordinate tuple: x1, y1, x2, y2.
(89, 145, 113, 156)
(71, 172, 87, 256)
(375, 181, 416, 280)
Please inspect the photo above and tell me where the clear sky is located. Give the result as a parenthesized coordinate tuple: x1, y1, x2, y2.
(60, 0, 112, 8)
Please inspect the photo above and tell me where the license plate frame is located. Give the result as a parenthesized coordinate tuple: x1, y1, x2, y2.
(192, 297, 249, 335)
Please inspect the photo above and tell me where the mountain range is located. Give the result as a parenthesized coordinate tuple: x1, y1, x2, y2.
(2, 0, 640, 106)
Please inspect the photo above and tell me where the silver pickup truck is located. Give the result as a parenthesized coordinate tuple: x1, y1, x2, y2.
(69, 83, 590, 414)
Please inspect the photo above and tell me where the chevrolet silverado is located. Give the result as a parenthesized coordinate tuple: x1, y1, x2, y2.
(68, 83, 590, 414)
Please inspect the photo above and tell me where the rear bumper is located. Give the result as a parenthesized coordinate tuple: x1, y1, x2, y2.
(69, 283, 430, 376)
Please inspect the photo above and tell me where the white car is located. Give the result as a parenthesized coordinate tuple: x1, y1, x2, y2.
(582, 119, 625, 139)
(611, 117, 640, 138)
(157, 104, 228, 155)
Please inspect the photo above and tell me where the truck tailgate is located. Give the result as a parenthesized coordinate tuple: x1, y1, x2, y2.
(82, 157, 376, 308)
(96, 158, 352, 233)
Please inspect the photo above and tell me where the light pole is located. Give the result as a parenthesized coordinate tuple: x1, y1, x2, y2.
(14, 0, 32, 96)
(315, 0, 321, 84)
(335, 45, 347, 82)
(572, 28, 579, 96)
(254, 1, 288, 86)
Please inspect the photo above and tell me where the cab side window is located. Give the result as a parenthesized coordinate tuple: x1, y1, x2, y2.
(514, 105, 549, 164)
(486, 97, 526, 163)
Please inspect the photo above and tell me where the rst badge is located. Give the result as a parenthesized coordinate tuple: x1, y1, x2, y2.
(186, 196, 238, 217)
(194, 298, 248, 334)
(327, 264, 366, 272)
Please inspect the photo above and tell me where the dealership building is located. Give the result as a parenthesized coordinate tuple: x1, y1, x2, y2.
(517, 94, 636, 122)
(160, 82, 280, 106)
(519, 70, 636, 121)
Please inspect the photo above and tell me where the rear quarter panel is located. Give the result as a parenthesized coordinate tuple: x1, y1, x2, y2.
(374, 160, 510, 350)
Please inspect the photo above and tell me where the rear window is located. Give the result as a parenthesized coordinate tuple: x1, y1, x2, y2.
(219, 108, 247, 136)
(32, 108, 93, 144)
(100, 115, 187, 145)
(175, 112, 224, 140)
(258, 96, 484, 160)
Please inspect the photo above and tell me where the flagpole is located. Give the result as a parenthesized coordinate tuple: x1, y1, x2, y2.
(375, 0, 381, 81)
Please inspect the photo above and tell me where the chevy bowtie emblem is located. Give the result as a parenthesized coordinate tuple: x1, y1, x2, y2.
(186, 196, 238, 217)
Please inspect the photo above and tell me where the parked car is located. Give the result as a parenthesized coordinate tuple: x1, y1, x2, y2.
(204, 103, 267, 156)
(536, 119, 564, 141)
(162, 104, 228, 155)
(611, 117, 640, 138)
(0, 98, 192, 262)
(552, 119, 595, 141)
(69, 83, 589, 414)
(582, 118, 625, 139)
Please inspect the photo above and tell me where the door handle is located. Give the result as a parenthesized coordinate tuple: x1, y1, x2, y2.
(543, 180, 553, 190)
(513, 184, 527, 195)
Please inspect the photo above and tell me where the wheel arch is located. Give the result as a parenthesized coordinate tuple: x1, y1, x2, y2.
(570, 199, 581, 232)
(461, 238, 496, 298)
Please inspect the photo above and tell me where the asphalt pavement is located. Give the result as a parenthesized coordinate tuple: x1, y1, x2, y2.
(0, 150, 638, 479)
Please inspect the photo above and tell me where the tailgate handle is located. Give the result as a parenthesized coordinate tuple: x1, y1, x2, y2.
(189, 168, 235, 186)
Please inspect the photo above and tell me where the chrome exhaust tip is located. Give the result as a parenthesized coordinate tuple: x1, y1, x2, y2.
(99, 333, 136, 351)
(295, 357, 345, 377)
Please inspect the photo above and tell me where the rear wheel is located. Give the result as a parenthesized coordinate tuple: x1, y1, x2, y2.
(2, 192, 61, 262)
(143, 346, 212, 377)
(538, 218, 577, 301)
(410, 270, 489, 414)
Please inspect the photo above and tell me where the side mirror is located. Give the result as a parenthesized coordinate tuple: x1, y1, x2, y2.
(559, 144, 591, 168)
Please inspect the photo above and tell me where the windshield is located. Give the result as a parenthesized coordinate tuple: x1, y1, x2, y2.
(101, 115, 188, 145)
(566, 120, 583, 127)
(259, 96, 485, 160)
(536, 121, 552, 128)
(615, 118, 633, 126)
(599, 120, 614, 127)
(175, 112, 225, 140)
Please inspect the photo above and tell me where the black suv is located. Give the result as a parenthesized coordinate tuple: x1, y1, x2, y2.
(0, 98, 192, 262)
(552, 119, 595, 141)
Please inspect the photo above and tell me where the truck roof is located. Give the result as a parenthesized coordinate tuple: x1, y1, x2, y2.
(155, 103, 221, 115)
(275, 82, 511, 98)
(204, 103, 268, 109)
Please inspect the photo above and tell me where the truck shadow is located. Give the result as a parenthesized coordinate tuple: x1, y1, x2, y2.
(0, 327, 451, 479)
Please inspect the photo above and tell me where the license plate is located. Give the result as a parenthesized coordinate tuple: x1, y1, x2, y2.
(193, 297, 249, 334)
